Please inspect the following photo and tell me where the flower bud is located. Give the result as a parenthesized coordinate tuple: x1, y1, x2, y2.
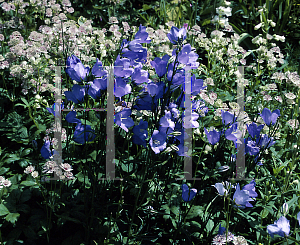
(168, 131, 181, 136)
(281, 202, 288, 216)
(170, 144, 179, 152)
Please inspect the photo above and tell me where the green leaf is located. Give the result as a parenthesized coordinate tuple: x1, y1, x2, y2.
(170, 206, 180, 217)
(186, 206, 203, 219)
(5, 212, 20, 224)
(205, 219, 214, 233)
(75, 172, 91, 188)
(20, 189, 32, 203)
(238, 33, 252, 45)
(20, 149, 31, 157)
(142, 4, 151, 11)
(0, 204, 10, 216)
(89, 150, 97, 161)
(20, 181, 37, 186)
(0, 167, 9, 175)
(121, 162, 134, 172)
(20, 98, 29, 107)
(161, 204, 170, 220)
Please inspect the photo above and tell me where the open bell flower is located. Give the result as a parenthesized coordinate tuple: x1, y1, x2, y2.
(114, 108, 134, 132)
(181, 184, 197, 202)
(167, 26, 187, 44)
(65, 55, 90, 82)
(204, 127, 222, 145)
(73, 123, 96, 144)
(259, 108, 280, 126)
(64, 84, 85, 104)
(267, 216, 290, 238)
(149, 130, 167, 154)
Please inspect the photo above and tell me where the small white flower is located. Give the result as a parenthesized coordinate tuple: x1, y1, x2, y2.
(254, 23, 263, 30)
(31, 171, 39, 178)
(2, 179, 12, 187)
(284, 92, 296, 100)
(60, 163, 73, 172)
(24, 165, 35, 174)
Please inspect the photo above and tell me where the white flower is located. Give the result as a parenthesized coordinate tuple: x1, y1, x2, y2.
(212, 183, 228, 196)
(284, 92, 296, 100)
(287, 119, 299, 129)
(2, 179, 12, 187)
(24, 165, 35, 174)
(60, 163, 73, 172)
(31, 171, 39, 178)
(0, 176, 5, 184)
(254, 23, 263, 30)
(216, 6, 232, 17)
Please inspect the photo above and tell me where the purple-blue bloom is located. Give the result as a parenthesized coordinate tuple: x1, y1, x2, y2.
(64, 84, 85, 104)
(218, 224, 226, 235)
(242, 180, 258, 199)
(297, 212, 300, 226)
(222, 110, 236, 126)
(88, 77, 107, 99)
(41, 140, 52, 159)
(167, 62, 184, 86)
(114, 77, 132, 98)
(177, 44, 199, 68)
(133, 92, 158, 111)
(73, 123, 96, 144)
(150, 54, 170, 77)
(225, 123, 242, 143)
(65, 111, 81, 124)
(46, 102, 64, 116)
(233, 183, 255, 209)
(267, 216, 290, 238)
(147, 81, 166, 98)
(181, 184, 197, 202)
(204, 127, 221, 145)
(159, 111, 175, 130)
(256, 134, 276, 149)
(247, 122, 264, 139)
(115, 108, 135, 132)
(177, 142, 190, 157)
(65, 55, 90, 82)
(92, 58, 107, 78)
(245, 138, 260, 156)
(131, 68, 149, 84)
(260, 108, 280, 126)
(149, 130, 167, 154)
(122, 47, 148, 64)
(134, 24, 151, 43)
(132, 119, 148, 148)
(213, 183, 228, 196)
(182, 112, 199, 128)
(167, 26, 187, 44)
(114, 55, 134, 78)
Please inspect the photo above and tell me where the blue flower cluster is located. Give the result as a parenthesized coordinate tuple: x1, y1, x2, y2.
(213, 180, 258, 209)
(204, 108, 279, 164)
(41, 25, 209, 160)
